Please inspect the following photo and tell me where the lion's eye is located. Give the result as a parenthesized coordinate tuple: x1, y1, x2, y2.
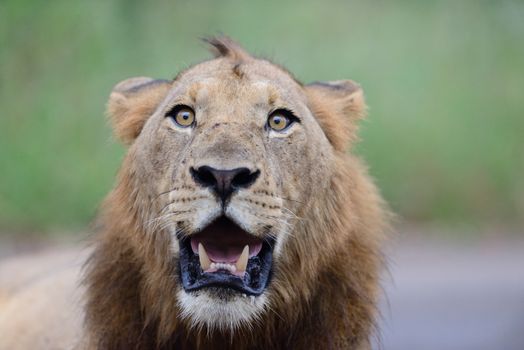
(167, 105, 195, 128)
(267, 109, 298, 132)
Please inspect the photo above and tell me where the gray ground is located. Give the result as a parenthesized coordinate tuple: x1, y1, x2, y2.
(1, 230, 523, 349)
(376, 230, 524, 350)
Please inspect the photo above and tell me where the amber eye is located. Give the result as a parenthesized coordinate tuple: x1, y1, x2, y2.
(267, 109, 298, 132)
(167, 105, 195, 128)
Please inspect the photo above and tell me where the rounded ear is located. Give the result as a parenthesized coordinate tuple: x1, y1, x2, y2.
(304, 80, 366, 151)
(107, 77, 172, 145)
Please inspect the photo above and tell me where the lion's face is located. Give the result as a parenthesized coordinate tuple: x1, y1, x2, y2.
(107, 39, 365, 331)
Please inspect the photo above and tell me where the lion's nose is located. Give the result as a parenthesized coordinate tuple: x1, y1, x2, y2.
(190, 166, 260, 203)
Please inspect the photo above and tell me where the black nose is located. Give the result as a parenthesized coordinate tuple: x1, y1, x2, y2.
(190, 166, 260, 203)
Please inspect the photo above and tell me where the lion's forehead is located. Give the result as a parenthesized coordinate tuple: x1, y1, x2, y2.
(194, 79, 273, 108)
(171, 59, 305, 109)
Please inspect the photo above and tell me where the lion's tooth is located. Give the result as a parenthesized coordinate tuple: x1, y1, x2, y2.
(236, 245, 249, 273)
(198, 243, 211, 271)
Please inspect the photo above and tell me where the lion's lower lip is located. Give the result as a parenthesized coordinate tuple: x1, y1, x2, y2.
(178, 217, 274, 296)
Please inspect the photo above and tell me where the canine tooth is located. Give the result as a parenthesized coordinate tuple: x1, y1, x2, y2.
(198, 243, 211, 270)
(236, 245, 249, 273)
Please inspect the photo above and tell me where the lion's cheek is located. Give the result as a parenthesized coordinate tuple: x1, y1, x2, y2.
(269, 127, 333, 206)
(134, 129, 192, 191)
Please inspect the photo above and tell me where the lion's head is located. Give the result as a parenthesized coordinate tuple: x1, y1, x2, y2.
(85, 37, 386, 349)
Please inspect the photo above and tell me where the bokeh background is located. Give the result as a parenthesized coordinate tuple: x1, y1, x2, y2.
(1, 1, 523, 349)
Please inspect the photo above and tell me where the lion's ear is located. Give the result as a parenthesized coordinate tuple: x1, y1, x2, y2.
(305, 80, 366, 151)
(107, 77, 172, 145)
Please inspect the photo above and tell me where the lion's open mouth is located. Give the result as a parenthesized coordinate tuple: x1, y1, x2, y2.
(178, 216, 274, 296)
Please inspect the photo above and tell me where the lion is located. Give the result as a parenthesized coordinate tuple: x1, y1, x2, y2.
(0, 37, 388, 349)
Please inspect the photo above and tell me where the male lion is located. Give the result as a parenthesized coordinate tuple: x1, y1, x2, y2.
(0, 37, 388, 349)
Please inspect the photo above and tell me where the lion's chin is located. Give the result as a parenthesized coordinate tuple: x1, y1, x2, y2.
(177, 288, 268, 331)
(177, 216, 275, 296)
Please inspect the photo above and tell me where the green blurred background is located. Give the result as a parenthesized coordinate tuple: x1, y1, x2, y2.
(1, 0, 523, 234)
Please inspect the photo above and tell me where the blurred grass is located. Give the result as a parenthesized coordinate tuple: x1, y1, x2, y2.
(1, 0, 523, 233)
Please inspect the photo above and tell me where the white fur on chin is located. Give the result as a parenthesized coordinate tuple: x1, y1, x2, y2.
(177, 289, 267, 333)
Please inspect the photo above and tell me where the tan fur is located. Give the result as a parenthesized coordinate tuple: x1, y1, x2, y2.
(108, 77, 172, 145)
(306, 80, 366, 151)
(0, 37, 388, 350)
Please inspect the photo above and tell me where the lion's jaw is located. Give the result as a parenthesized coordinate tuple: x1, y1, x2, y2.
(169, 195, 283, 331)
(176, 286, 268, 332)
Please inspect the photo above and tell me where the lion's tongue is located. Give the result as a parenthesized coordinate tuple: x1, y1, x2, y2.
(202, 244, 244, 263)
(190, 239, 262, 263)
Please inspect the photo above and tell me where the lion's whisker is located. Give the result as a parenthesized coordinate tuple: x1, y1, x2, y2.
(146, 212, 175, 233)
(155, 187, 177, 199)
(281, 207, 306, 222)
